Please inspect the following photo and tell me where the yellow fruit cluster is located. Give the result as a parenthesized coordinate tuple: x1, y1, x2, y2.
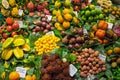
(34, 34, 60, 55)
(11, 7, 19, 17)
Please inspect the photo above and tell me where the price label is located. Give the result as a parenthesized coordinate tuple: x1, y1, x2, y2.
(83, 29, 88, 34)
(69, 64, 77, 77)
(16, 21, 23, 28)
(87, 75, 95, 80)
(109, 14, 115, 20)
(95, 6, 102, 10)
(107, 22, 113, 29)
(99, 54, 106, 61)
(46, 15, 52, 21)
(46, 31, 54, 35)
(74, 11, 78, 17)
(19, 9, 23, 16)
(16, 67, 26, 78)
(88, 0, 92, 3)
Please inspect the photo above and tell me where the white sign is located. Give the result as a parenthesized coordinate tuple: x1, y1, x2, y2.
(16, 21, 23, 28)
(16, 67, 26, 78)
(46, 15, 52, 21)
(107, 22, 113, 29)
(19, 9, 23, 16)
(99, 54, 106, 61)
(83, 29, 88, 34)
(74, 11, 78, 17)
(95, 6, 102, 10)
(69, 64, 77, 77)
(109, 14, 115, 20)
(46, 31, 54, 35)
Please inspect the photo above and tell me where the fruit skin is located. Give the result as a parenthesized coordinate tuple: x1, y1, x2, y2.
(27, 1, 35, 12)
(3, 33, 8, 39)
(64, 13, 73, 21)
(1, 72, 5, 79)
(107, 49, 113, 56)
(73, 17, 79, 24)
(116, 58, 120, 64)
(55, 1, 61, 8)
(74, 6, 79, 11)
(111, 62, 117, 68)
(6, 26, 13, 32)
(63, 8, 70, 14)
(113, 47, 120, 54)
(64, 0, 71, 7)
(1, 49, 13, 60)
(31, 75, 36, 80)
(13, 47, 24, 59)
(11, 32, 17, 37)
(63, 21, 70, 29)
(55, 22, 63, 30)
(25, 75, 32, 80)
(58, 16, 64, 23)
(98, 20, 108, 30)
(12, 23, 19, 30)
(9, 71, 20, 80)
(6, 17, 13, 25)
(96, 29, 106, 38)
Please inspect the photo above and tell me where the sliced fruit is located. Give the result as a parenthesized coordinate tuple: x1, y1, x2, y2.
(22, 44, 30, 51)
(1, 49, 13, 60)
(13, 38, 25, 46)
(2, 37, 14, 49)
(13, 47, 24, 59)
(2, 0, 9, 9)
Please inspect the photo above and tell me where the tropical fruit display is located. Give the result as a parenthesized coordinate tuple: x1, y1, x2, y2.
(0, 0, 120, 80)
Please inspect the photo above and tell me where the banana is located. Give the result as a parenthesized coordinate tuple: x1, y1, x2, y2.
(1, 49, 13, 60)
(13, 47, 24, 59)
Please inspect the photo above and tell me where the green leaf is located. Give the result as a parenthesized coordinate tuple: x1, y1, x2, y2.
(70, 54, 77, 62)
(27, 68, 34, 75)
(54, 29, 62, 39)
(105, 70, 112, 79)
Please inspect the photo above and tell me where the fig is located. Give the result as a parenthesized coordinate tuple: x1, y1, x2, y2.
(36, 21, 42, 26)
(69, 38, 76, 44)
(42, 18, 46, 22)
(35, 26, 41, 31)
(74, 43, 80, 48)
(72, 28, 78, 34)
(46, 25, 51, 30)
(40, 27, 44, 31)
(43, 29, 49, 34)
(41, 14, 45, 18)
(62, 37, 68, 44)
(61, 31, 66, 37)
(68, 44, 73, 49)
(46, 19, 50, 23)
(42, 22, 47, 27)
(78, 28, 83, 36)
(76, 36, 82, 42)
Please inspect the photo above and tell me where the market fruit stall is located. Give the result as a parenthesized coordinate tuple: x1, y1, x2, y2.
(0, 0, 120, 80)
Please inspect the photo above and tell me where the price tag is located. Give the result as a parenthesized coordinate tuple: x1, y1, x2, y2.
(46, 31, 54, 35)
(69, 64, 77, 77)
(99, 54, 106, 61)
(109, 14, 115, 20)
(74, 11, 78, 17)
(19, 9, 23, 16)
(107, 22, 113, 29)
(95, 6, 102, 10)
(16, 67, 26, 78)
(16, 21, 23, 28)
(83, 29, 88, 34)
(46, 15, 52, 21)
(88, 0, 92, 3)
(87, 75, 95, 80)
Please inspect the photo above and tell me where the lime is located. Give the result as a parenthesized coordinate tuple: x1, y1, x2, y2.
(81, 16, 86, 21)
(99, 14, 104, 19)
(85, 10, 91, 16)
(91, 10, 96, 15)
(88, 16, 93, 21)
(81, 11, 85, 15)
(2, 37, 13, 49)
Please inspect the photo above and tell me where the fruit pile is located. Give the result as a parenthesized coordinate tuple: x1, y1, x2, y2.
(74, 48, 106, 78)
(62, 28, 94, 49)
(34, 14, 53, 34)
(90, 20, 118, 44)
(34, 34, 60, 55)
(79, 5, 104, 25)
(41, 54, 75, 80)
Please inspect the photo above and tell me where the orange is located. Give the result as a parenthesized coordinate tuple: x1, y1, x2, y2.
(63, 21, 70, 29)
(58, 15, 64, 23)
(9, 71, 20, 80)
(64, 13, 72, 21)
(63, 8, 70, 14)
(96, 29, 106, 38)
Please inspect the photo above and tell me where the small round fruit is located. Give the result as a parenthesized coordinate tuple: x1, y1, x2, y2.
(111, 62, 117, 68)
(63, 21, 70, 29)
(113, 47, 120, 54)
(9, 71, 20, 80)
(6, 17, 13, 25)
(11, 32, 17, 37)
(6, 26, 13, 32)
(107, 49, 113, 56)
(116, 58, 120, 64)
(3, 33, 8, 39)
(12, 23, 19, 30)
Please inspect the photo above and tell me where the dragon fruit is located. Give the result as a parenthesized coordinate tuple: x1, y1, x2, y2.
(113, 26, 120, 36)
(37, 4, 44, 11)
(42, 1, 48, 7)
(44, 9, 50, 15)
(27, 1, 35, 12)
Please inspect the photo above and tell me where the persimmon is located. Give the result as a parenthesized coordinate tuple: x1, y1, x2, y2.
(9, 71, 20, 80)
(103, 39, 109, 44)
(102, 22, 108, 30)
(92, 24, 97, 31)
(6, 17, 13, 25)
(63, 21, 70, 29)
(96, 29, 106, 38)
(98, 20, 105, 28)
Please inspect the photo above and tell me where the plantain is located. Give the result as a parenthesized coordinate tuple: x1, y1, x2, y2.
(13, 47, 24, 59)
(1, 49, 13, 60)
